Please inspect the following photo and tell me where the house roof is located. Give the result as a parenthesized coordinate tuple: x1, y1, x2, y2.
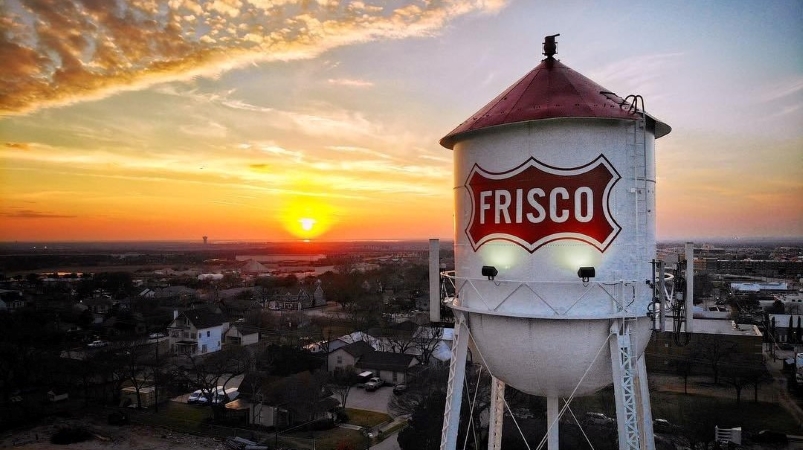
(227, 324, 259, 336)
(241, 259, 269, 273)
(328, 339, 348, 353)
(183, 309, 226, 329)
(356, 352, 418, 372)
(339, 340, 375, 358)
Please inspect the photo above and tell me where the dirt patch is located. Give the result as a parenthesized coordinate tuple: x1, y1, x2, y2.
(0, 417, 226, 450)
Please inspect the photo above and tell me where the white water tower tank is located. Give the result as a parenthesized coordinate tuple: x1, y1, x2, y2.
(440, 37, 671, 398)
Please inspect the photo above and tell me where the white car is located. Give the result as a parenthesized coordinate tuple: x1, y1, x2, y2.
(87, 340, 108, 348)
(187, 390, 205, 404)
(364, 377, 384, 392)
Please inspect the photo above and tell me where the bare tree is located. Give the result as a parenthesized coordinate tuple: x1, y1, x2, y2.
(328, 370, 358, 409)
(413, 324, 444, 366)
(692, 335, 737, 384)
(174, 346, 251, 419)
(672, 355, 694, 394)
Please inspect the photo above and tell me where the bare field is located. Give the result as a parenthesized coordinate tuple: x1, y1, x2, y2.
(0, 418, 226, 450)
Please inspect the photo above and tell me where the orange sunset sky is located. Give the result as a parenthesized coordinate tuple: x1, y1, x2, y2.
(1, 1, 801, 242)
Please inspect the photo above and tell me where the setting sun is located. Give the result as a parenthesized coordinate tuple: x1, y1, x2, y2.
(278, 199, 337, 240)
(300, 218, 316, 232)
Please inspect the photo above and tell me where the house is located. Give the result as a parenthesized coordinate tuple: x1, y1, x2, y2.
(101, 314, 147, 337)
(267, 284, 327, 311)
(167, 309, 229, 356)
(356, 352, 419, 385)
(236, 371, 339, 428)
(327, 340, 375, 373)
(225, 323, 260, 346)
(0, 290, 24, 310)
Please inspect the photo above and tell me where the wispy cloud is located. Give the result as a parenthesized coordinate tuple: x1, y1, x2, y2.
(325, 145, 393, 160)
(0, 0, 507, 115)
(327, 78, 374, 88)
(4, 142, 30, 150)
(587, 52, 684, 98)
(0, 209, 77, 219)
(759, 77, 803, 102)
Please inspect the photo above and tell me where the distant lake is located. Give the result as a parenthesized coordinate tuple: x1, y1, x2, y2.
(235, 254, 327, 262)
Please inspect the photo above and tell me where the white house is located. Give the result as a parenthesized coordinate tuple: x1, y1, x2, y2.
(167, 309, 229, 356)
(327, 340, 375, 373)
(225, 324, 259, 346)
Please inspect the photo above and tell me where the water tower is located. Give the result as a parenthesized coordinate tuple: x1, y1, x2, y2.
(439, 35, 671, 450)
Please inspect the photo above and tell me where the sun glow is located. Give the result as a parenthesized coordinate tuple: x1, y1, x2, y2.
(280, 200, 335, 239)
(300, 218, 316, 231)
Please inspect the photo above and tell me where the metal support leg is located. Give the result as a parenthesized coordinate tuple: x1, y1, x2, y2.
(440, 314, 469, 450)
(637, 356, 655, 450)
(487, 377, 505, 450)
(547, 397, 560, 450)
(610, 321, 640, 450)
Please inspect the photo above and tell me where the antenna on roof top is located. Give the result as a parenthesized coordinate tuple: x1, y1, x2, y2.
(543, 34, 560, 58)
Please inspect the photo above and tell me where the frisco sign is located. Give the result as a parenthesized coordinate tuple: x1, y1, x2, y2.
(465, 155, 621, 253)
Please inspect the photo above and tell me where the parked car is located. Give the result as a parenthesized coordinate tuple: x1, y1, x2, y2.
(187, 390, 204, 404)
(752, 430, 787, 444)
(364, 377, 384, 392)
(653, 418, 676, 434)
(87, 340, 108, 348)
(393, 384, 407, 395)
(584, 412, 614, 426)
(212, 388, 239, 404)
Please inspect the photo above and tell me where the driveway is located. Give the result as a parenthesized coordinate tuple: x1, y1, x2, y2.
(346, 385, 393, 414)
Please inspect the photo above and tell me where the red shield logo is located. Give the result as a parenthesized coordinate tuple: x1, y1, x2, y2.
(465, 155, 621, 253)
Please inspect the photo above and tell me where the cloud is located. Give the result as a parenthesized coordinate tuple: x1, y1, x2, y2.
(4, 142, 30, 150)
(759, 77, 803, 102)
(1, 209, 77, 219)
(325, 145, 393, 159)
(327, 78, 374, 88)
(0, 0, 508, 115)
(586, 52, 684, 99)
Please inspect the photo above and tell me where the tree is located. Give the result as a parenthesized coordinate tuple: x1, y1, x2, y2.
(797, 317, 802, 345)
(693, 273, 714, 300)
(672, 356, 694, 394)
(767, 300, 785, 314)
(393, 364, 490, 450)
(328, 370, 358, 409)
(257, 345, 322, 376)
(692, 335, 737, 384)
(412, 324, 444, 366)
(397, 391, 449, 450)
(174, 346, 251, 420)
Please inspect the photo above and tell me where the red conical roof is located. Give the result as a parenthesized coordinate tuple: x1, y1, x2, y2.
(440, 57, 671, 149)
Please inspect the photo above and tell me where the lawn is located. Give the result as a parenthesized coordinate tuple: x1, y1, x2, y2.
(131, 402, 211, 434)
(561, 386, 803, 436)
(344, 408, 391, 428)
(650, 391, 803, 435)
(283, 427, 365, 450)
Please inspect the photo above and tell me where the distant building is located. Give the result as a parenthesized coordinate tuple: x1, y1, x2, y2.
(715, 259, 803, 278)
(731, 281, 788, 294)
